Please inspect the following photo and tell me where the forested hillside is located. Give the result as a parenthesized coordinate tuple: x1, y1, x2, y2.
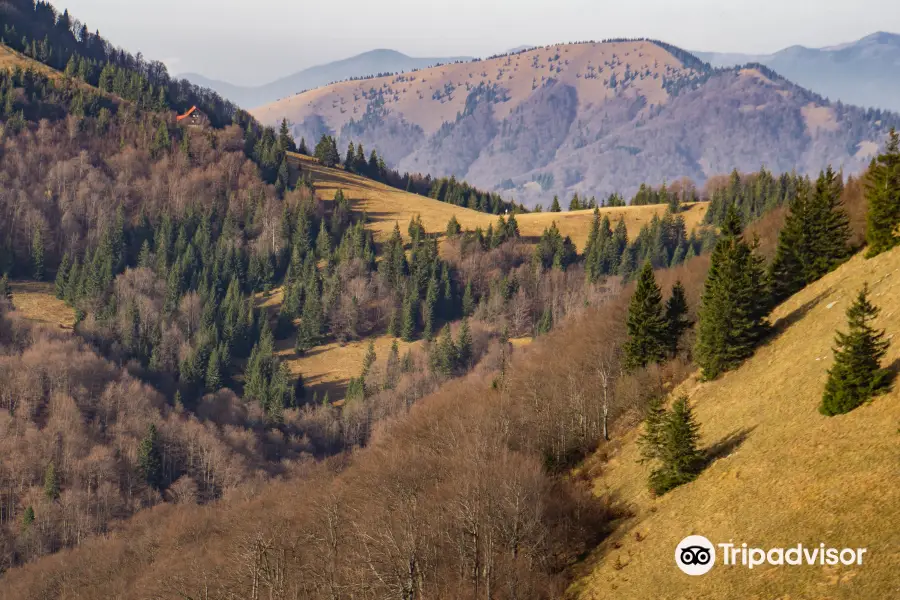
(2, 2, 899, 597)
(253, 40, 899, 206)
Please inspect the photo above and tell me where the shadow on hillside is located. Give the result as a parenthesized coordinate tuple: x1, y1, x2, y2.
(703, 426, 756, 468)
(299, 373, 350, 406)
(769, 290, 833, 338)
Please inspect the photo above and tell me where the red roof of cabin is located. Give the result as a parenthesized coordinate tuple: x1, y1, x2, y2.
(176, 106, 198, 122)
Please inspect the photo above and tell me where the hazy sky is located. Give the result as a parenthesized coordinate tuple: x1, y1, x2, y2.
(59, 0, 900, 86)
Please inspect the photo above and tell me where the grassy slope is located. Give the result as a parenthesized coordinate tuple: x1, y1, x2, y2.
(572, 248, 900, 600)
(8, 281, 75, 329)
(290, 152, 709, 250)
(0, 44, 60, 78)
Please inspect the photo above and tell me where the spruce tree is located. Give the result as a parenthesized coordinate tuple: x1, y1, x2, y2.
(769, 186, 809, 304)
(446, 215, 461, 237)
(820, 284, 892, 416)
(138, 423, 163, 490)
(771, 169, 851, 305)
(808, 166, 851, 277)
(462, 281, 475, 317)
(639, 396, 704, 495)
(665, 280, 692, 357)
(22, 506, 35, 530)
(205, 347, 222, 392)
(55, 253, 70, 298)
(431, 324, 457, 376)
(624, 262, 669, 370)
(43, 462, 60, 501)
(865, 128, 900, 258)
(536, 307, 553, 336)
(422, 278, 438, 340)
(384, 339, 401, 390)
(550, 196, 562, 212)
(401, 288, 418, 342)
(695, 205, 770, 380)
(31, 227, 44, 281)
(456, 318, 473, 369)
(362, 339, 377, 377)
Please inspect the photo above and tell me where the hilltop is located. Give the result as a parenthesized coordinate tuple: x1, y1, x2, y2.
(290, 152, 709, 250)
(183, 49, 472, 109)
(253, 40, 898, 206)
(571, 246, 900, 599)
(697, 31, 900, 112)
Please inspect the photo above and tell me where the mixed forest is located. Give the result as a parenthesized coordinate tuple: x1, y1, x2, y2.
(1, 1, 900, 598)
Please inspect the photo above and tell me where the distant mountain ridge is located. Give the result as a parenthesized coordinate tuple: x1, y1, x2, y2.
(695, 32, 900, 111)
(251, 39, 898, 208)
(182, 49, 472, 109)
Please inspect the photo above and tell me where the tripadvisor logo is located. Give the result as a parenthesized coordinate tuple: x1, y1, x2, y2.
(675, 535, 716, 575)
(675, 536, 867, 575)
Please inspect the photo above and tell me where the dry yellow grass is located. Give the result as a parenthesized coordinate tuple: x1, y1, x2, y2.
(290, 153, 709, 250)
(279, 334, 420, 401)
(255, 286, 421, 400)
(9, 281, 75, 329)
(571, 248, 900, 600)
(0, 44, 59, 78)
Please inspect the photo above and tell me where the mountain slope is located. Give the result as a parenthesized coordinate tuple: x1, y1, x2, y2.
(253, 40, 898, 207)
(290, 152, 709, 250)
(182, 49, 472, 109)
(572, 247, 900, 599)
(696, 32, 900, 112)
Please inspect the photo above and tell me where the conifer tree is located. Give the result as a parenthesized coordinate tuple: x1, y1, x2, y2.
(401, 287, 418, 342)
(138, 240, 152, 268)
(362, 339, 377, 377)
(31, 227, 44, 281)
(43, 462, 60, 501)
(137, 424, 163, 490)
(536, 307, 553, 336)
(55, 253, 70, 298)
(695, 205, 770, 380)
(505, 212, 520, 238)
(22, 506, 34, 530)
(0, 274, 9, 300)
(316, 220, 332, 261)
(665, 280, 692, 357)
(456, 318, 473, 369)
(205, 347, 222, 392)
(550, 195, 562, 212)
(446, 215, 461, 236)
(430, 324, 457, 376)
(809, 166, 851, 276)
(278, 118, 297, 152)
(639, 396, 704, 495)
(865, 128, 900, 258)
(771, 169, 851, 304)
(384, 339, 400, 390)
(624, 262, 669, 370)
(422, 277, 438, 340)
(345, 142, 356, 170)
(820, 284, 892, 416)
(462, 281, 475, 317)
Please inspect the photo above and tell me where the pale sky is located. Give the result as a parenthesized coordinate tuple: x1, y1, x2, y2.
(59, 0, 900, 86)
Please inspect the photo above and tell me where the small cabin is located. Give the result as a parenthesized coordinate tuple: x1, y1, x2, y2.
(176, 106, 209, 129)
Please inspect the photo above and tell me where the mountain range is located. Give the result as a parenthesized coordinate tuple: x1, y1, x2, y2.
(250, 39, 899, 207)
(182, 49, 471, 109)
(695, 31, 900, 112)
